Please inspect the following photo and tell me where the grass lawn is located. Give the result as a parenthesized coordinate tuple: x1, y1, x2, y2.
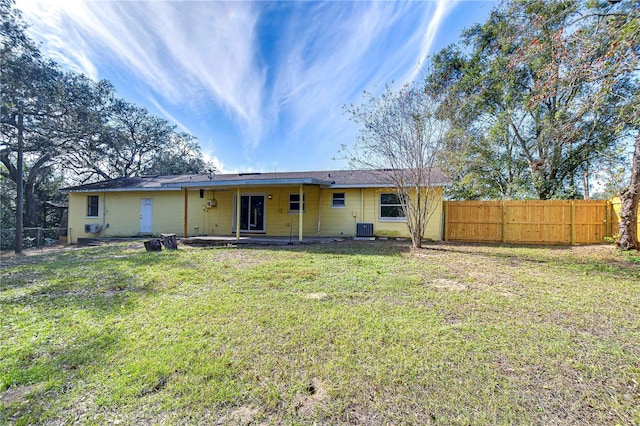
(1, 240, 639, 425)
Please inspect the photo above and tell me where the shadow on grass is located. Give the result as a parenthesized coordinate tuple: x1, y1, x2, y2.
(192, 239, 413, 258)
(1, 321, 123, 423)
(1, 246, 154, 405)
(420, 241, 640, 279)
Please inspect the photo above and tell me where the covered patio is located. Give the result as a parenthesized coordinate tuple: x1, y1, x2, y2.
(179, 235, 345, 247)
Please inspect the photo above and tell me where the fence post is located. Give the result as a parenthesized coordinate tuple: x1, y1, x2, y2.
(443, 201, 449, 242)
(606, 200, 613, 238)
(570, 201, 576, 245)
(501, 200, 506, 243)
(37, 227, 42, 249)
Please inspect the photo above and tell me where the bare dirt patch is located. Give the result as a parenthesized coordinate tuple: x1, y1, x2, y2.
(1, 384, 41, 406)
(431, 278, 467, 291)
(216, 406, 260, 425)
(304, 292, 329, 301)
(291, 377, 329, 418)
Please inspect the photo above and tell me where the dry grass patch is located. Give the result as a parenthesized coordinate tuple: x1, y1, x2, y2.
(1, 240, 638, 425)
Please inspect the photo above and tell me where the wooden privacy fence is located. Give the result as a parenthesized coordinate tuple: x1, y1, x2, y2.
(443, 200, 628, 245)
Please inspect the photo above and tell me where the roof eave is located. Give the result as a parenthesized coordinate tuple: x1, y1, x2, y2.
(165, 177, 333, 188)
(62, 187, 180, 194)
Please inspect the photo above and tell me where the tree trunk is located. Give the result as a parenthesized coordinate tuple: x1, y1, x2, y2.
(617, 130, 640, 251)
(23, 156, 51, 228)
(15, 107, 24, 254)
(24, 180, 37, 227)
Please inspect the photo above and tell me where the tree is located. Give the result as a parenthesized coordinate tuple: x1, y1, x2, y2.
(521, 0, 639, 248)
(619, 133, 640, 250)
(344, 84, 448, 248)
(144, 132, 210, 176)
(427, 0, 623, 201)
(1, 0, 214, 253)
(583, 0, 640, 250)
(1, 0, 67, 252)
(63, 97, 211, 183)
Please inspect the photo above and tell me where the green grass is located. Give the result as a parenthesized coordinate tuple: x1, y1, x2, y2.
(1, 241, 639, 425)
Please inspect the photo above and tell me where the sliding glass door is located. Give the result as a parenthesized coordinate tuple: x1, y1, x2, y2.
(233, 193, 265, 232)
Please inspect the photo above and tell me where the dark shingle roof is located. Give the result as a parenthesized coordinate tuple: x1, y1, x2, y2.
(62, 169, 451, 192)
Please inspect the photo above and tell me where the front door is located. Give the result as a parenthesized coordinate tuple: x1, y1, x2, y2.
(233, 194, 265, 232)
(140, 198, 153, 234)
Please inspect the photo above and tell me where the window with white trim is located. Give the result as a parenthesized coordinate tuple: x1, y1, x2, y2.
(332, 192, 345, 208)
(289, 193, 306, 213)
(379, 193, 405, 221)
(87, 195, 99, 217)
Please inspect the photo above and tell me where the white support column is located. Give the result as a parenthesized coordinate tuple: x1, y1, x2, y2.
(317, 189, 322, 237)
(299, 184, 304, 242)
(183, 189, 188, 238)
(236, 187, 241, 240)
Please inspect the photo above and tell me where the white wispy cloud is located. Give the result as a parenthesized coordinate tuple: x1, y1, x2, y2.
(402, 0, 459, 83)
(15, 0, 99, 79)
(266, 1, 458, 154)
(17, 0, 267, 145)
(147, 96, 192, 135)
(15, 0, 461, 172)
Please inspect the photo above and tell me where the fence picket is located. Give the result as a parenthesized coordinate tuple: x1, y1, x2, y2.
(443, 199, 630, 245)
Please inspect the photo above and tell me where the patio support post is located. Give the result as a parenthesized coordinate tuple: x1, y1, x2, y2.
(236, 187, 241, 240)
(317, 189, 322, 237)
(299, 184, 304, 242)
(183, 188, 188, 237)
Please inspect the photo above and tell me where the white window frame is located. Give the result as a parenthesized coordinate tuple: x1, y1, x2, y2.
(332, 192, 346, 208)
(87, 195, 99, 217)
(288, 193, 306, 213)
(379, 193, 406, 222)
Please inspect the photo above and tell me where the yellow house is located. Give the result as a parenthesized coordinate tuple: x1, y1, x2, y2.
(63, 169, 450, 243)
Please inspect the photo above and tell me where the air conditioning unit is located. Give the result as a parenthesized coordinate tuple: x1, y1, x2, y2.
(356, 222, 374, 237)
(84, 223, 102, 233)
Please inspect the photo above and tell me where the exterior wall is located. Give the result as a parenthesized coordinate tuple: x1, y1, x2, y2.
(359, 187, 443, 240)
(195, 186, 443, 239)
(68, 190, 188, 243)
(68, 185, 445, 243)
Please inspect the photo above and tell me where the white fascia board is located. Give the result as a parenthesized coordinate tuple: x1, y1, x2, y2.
(62, 187, 179, 194)
(328, 183, 447, 189)
(328, 184, 395, 188)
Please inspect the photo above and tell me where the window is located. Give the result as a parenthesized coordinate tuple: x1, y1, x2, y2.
(332, 192, 345, 208)
(379, 193, 405, 221)
(289, 193, 306, 213)
(87, 195, 99, 217)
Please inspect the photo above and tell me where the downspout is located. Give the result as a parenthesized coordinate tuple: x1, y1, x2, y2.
(102, 190, 107, 235)
(299, 184, 304, 242)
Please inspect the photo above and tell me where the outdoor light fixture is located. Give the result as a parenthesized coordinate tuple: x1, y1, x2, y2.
(268, 194, 272, 200)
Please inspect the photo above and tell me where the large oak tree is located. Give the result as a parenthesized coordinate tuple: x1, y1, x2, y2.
(1, 0, 213, 252)
(427, 0, 622, 201)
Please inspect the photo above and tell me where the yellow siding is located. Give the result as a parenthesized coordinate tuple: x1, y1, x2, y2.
(361, 187, 443, 240)
(68, 190, 190, 242)
(68, 185, 445, 242)
(318, 188, 364, 237)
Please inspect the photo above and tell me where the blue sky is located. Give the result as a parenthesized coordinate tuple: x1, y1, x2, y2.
(16, 0, 494, 173)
